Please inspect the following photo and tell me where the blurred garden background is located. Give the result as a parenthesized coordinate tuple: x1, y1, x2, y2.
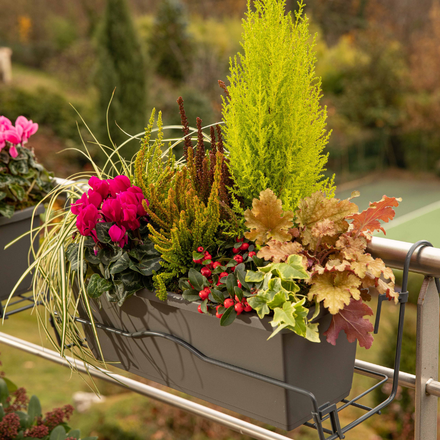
(1, 0, 440, 438)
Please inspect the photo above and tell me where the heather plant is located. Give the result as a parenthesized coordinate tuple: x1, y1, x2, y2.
(222, 0, 335, 211)
(0, 116, 53, 218)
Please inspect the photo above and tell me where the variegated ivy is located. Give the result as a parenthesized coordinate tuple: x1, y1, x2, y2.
(243, 189, 401, 348)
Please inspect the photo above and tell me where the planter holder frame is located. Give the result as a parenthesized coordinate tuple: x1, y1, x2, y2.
(49, 241, 435, 439)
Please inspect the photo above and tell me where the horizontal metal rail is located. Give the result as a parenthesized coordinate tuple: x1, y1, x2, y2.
(0, 333, 293, 440)
(368, 237, 440, 277)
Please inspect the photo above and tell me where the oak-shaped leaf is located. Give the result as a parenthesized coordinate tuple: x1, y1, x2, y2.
(258, 240, 303, 263)
(244, 189, 294, 245)
(323, 298, 374, 348)
(308, 271, 361, 314)
(297, 192, 358, 250)
(348, 195, 401, 238)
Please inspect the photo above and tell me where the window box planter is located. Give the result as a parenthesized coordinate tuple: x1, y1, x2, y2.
(0, 205, 44, 301)
(79, 289, 357, 431)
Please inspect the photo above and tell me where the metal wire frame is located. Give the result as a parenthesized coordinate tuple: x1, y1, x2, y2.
(0, 292, 41, 319)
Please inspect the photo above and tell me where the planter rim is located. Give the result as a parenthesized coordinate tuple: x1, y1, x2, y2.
(134, 289, 326, 335)
(0, 204, 45, 227)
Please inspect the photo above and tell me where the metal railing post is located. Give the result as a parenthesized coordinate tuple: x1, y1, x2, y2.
(415, 277, 439, 440)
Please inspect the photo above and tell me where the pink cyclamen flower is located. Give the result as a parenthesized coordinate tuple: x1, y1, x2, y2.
(76, 204, 100, 237)
(9, 145, 18, 158)
(107, 175, 131, 197)
(109, 224, 127, 248)
(127, 185, 148, 216)
(4, 128, 21, 145)
(88, 176, 110, 199)
(101, 197, 122, 224)
(15, 116, 38, 143)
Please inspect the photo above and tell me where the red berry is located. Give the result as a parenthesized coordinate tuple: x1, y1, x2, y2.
(235, 294, 240, 302)
(216, 312, 223, 319)
(198, 305, 204, 314)
(233, 255, 243, 264)
(216, 304, 222, 311)
(240, 242, 249, 251)
(193, 258, 203, 264)
(203, 254, 212, 261)
(232, 247, 240, 254)
(224, 298, 234, 308)
(219, 272, 228, 279)
(235, 303, 244, 315)
(199, 289, 210, 300)
(248, 251, 256, 258)
(244, 304, 253, 312)
(237, 281, 242, 289)
(201, 267, 212, 278)
(236, 237, 244, 243)
(230, 266, 235, 272)
(197, 246, 204, 253)
(213, 261, 222, 269)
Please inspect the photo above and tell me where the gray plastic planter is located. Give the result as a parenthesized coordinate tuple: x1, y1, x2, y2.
(0, 205, 44, 301)
(80, 289, 356, 431)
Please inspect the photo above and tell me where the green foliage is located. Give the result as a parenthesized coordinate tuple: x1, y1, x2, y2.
(149, 0, 193, 83)
(0, 376, 96, 440)
(0, 87, 90, 141)
(94, 0, 147, 157)
(222, 0, 335, 211)
(0, 145, 53, 217)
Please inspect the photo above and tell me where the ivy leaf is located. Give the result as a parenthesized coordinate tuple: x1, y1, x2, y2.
(305, 322, 320, 343)
(247, 293, 270, 318)
(323, 298, 374, 348)
(244, 189, 294, 245)
(245, 270, 264, 283)
(258, 240, 303, 263)
(297, 192, 358, 250)
(87, 273, 113, 299)
(308, 271, 362, 315)
(347, 195, 401, 238)
(268, 298, 308, 339)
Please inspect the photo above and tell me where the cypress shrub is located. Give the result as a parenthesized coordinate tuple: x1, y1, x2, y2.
(94, 0, 147, 160)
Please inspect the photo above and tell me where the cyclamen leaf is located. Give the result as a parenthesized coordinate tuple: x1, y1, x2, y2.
(244, 189, 294, 245)
(258, 240, 303, 263)
(323, 298, 374, 348)
(308, 271, 362, 314)
(297, 192, 358, 250)
(87, 273, 113, 299)
(348, 195, 401, 237)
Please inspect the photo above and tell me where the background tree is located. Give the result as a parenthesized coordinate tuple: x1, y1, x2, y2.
(149, 0, 193, 84)
(94, 0, 147, 160)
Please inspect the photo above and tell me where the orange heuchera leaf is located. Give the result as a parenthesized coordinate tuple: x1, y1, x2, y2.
(311, 219, 337, 238)
(258, 240, 304, 263)
(308, 271, 361, 314)
(244, 189, 294, 245)
(335, 234, 368, 260)
(348, 195, 401, 237)
(323, 298, 374, 348)
(297, 192, 358, 250)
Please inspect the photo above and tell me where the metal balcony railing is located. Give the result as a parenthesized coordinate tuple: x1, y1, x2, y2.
(1, 191, 439, 439)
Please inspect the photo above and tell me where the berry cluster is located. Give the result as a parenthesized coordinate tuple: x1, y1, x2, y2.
(180, 238, 259, 324)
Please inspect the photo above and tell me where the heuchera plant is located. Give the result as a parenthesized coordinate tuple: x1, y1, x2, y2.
(68, 175, 161, 305)
(0, 116, 53, 218)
